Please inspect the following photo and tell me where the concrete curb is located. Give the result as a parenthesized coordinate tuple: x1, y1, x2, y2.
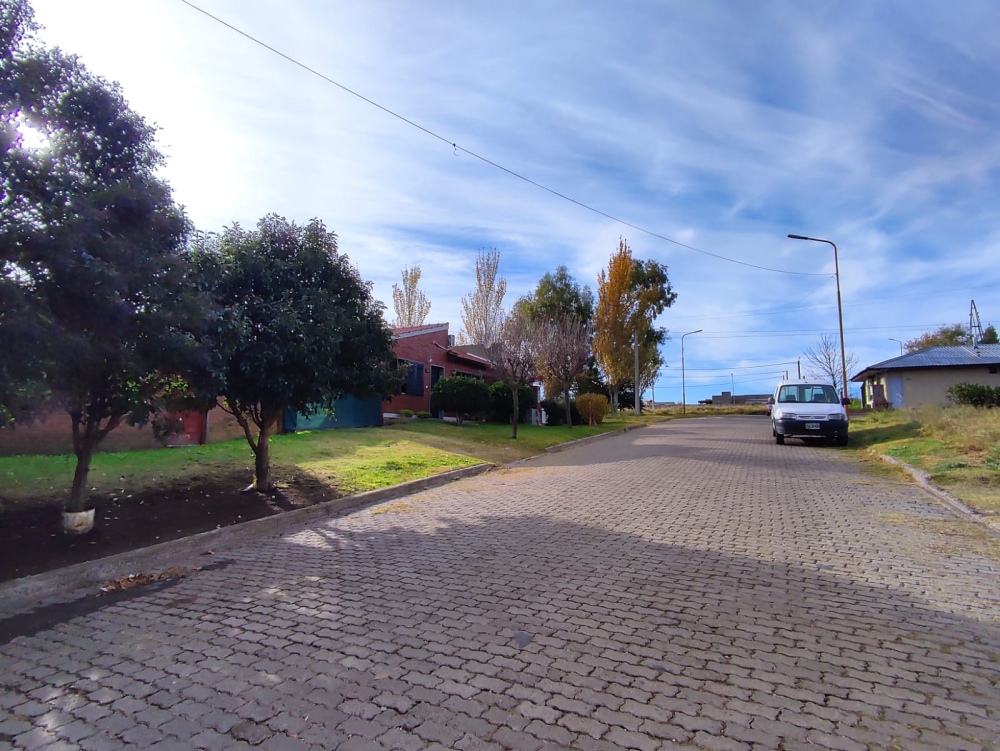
(879, 454, 1000, 537)
(0, 463, 493, 616)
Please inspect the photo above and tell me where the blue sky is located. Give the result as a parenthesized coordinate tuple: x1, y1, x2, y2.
(26, 0, 1000, 404)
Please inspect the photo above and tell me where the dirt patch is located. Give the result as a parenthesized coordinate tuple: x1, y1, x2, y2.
(0, 468, 341, 583)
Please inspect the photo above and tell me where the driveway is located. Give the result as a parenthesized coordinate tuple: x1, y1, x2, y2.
(1, 416, 998, 750)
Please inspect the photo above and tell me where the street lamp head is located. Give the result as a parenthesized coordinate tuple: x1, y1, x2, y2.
(787, 234, 810, 240)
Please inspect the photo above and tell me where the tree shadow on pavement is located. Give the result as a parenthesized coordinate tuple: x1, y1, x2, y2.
(2, 504, 997, 751)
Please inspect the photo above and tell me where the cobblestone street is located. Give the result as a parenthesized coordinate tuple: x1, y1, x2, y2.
(1, 416, 998, 750)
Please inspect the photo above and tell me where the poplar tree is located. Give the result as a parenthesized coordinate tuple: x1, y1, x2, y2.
(459, 249, 506, 347)
(391, 265, 431, 327)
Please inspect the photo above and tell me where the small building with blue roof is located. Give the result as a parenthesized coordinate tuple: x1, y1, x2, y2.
(852, 344, 1000, 409)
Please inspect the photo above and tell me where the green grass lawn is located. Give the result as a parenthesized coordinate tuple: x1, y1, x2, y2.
(0, 412, 661, 505)
(847, 407, 1000, 515)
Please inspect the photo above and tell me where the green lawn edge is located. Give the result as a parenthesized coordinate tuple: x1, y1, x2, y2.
(0, 413, 666, 506)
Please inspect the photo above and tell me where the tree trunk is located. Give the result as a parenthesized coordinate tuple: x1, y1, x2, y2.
(255, 426, 272, 491)
(69, 411, 98, 512)
(68, 409, 122, 513)
(69, 440, 95, 512)
(610, 386, 619, 413)
(511, 386, 519, 439)
(252, 408, 282, 491)
(564, 386, 572, 428)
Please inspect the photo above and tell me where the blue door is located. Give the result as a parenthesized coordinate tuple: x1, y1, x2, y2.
(887, 376, 904, 408)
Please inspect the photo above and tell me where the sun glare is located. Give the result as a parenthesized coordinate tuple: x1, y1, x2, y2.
(14, 114, 49, 151)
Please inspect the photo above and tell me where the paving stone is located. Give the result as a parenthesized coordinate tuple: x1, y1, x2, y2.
(2, 418, 998, 751)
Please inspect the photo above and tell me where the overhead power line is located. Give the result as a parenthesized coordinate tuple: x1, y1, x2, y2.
(177, 0, 827, 278)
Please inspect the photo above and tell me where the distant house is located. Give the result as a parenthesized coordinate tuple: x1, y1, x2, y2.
(852, 344, 1000, 409)
(384, 323, 499, 416)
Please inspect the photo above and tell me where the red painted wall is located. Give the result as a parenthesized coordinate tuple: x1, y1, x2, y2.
(383, 324, 497, 415)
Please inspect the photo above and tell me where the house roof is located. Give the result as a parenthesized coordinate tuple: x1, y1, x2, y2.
(852, 344, 1000, 382)
(392, 323, 449, 339)
(443, 342, 493, 367)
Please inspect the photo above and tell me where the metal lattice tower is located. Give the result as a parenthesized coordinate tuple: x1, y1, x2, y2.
(969, 300, 985, 346)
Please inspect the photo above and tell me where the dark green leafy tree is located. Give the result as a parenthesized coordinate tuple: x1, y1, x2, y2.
(519, 265, 594, 324)
(430, 376, 491, 426)
(904, 324, 968, 353)
(981, 325, 998, 345)
(1, 1, 209, 512)
(191, 216, 396, 492)
(518, 266, 594, 425)
(488, 381, 537, 425)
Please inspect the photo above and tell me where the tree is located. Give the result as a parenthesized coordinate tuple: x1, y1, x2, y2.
(593, 238, 676, 410)
(636, 327, 667, 408)
(488, 381, 537, 425)
(981, 324, 998, 344)
(193, 215, 396, 492)
(486, 310, 538, 438)
(593, 243, 635, 410)
(533, 315, 593, 428)
(629, 259, 676, 413)
(904, 324, 968, 353)
(430, 376, 491, 426)
(520, 265, 594, 324)
(391, 265, 431, 328)
(458, 249, 506, 347)
(803, 334, 858, 397)
(1, 2, 209, 513)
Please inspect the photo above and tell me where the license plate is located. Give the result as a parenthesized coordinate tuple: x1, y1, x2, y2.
(805, 422, 820, 430)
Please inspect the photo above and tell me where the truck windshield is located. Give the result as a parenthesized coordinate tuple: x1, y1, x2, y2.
(777, 385, 839, 404)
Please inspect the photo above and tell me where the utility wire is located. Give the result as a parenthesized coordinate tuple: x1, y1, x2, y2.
(682, 361, 798, 372)
(669, 282, 1000, 324)
(177, 0, 827, 277)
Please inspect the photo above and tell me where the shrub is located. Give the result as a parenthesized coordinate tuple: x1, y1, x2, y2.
(416, 411, 432, 419)
(576, 393, 609, 425)
(541, 398, 581, 426)
(398, 409, 414, 418)
(488, 381, 537, 424)
(430, 376, 491, 426)
(946, 383, 1000, 408)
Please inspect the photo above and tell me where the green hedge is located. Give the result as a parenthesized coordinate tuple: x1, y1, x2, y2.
(946, 383, 1000, 408)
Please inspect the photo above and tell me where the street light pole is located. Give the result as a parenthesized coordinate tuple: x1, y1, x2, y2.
(681, 329, 702, 415)
(889, 338, 903, 356)
(788, 234, 848, 402)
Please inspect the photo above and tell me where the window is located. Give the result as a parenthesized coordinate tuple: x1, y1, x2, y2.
(398, 360, 424, 396)
(778, 384, 838, 403)
(452, 370, 482, 380)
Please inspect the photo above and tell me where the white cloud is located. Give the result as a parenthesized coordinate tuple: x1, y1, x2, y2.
(25, 0, 1000, 402)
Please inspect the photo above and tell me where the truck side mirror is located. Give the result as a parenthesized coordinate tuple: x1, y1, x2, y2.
(841, 397, 852, 406)
(767, 396, 774, 405)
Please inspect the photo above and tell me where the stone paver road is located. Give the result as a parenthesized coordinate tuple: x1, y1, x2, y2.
(1, 416, 999, 750)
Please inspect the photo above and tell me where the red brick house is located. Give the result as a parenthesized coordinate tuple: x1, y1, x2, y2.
(384, 323, 499, 415)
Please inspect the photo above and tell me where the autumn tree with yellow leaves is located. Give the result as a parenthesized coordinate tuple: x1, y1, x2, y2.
(593, 238, 676, 411)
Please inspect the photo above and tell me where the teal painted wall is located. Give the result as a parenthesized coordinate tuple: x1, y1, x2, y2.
(283, 395, 383, 431)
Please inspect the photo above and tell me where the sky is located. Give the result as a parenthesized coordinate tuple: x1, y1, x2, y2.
(21, 0, 1000, 405)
